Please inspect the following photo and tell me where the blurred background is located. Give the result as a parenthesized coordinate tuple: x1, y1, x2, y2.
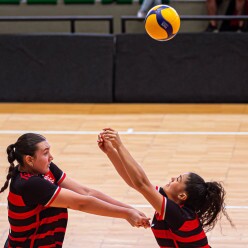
(0, 0, 247, 103)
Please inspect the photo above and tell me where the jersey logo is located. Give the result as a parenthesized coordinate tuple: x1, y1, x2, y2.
(20, 173, 33, 180)
(43, 171, 56, 184)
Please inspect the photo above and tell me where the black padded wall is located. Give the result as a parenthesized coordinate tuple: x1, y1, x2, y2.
(0, 34, 114, 102)
(0, 33, 248, 103)
(115, 33, 248, 103)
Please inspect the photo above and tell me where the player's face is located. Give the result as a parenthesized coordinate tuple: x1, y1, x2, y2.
(32, 140, 53, 174)
(164, 173, 189, 203)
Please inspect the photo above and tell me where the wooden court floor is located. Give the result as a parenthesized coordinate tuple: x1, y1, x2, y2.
(0, 103, 248, 248)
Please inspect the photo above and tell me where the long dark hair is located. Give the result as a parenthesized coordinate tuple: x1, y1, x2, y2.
(0, 133, 46, 193)
(185, 172, 234, 232)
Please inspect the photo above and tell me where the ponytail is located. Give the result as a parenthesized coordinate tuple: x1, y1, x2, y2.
(200, 181, 226, 231)
(0, 144, 16, 193)
(185, 173, 234, 232)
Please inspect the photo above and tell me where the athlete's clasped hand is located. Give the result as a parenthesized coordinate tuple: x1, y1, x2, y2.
(126, 209, 150, 228)
(98, 128, 150, 229)
(97, 127, 122, 150)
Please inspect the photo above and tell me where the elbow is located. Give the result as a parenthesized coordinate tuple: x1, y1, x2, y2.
(73, 196, 93, 211)
(132, 177, 149, 191)
(132, 181, 143, 190)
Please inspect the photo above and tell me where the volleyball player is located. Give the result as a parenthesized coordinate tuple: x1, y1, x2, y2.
(1, 133, 150, 248)
(98, 128, 234, 248)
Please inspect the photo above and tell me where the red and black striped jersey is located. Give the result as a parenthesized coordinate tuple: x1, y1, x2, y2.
(151, 186, 211, 248)
(7, 162, 68, 248)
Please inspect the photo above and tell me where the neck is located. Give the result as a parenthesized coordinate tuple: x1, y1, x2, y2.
(162, 186, 182, 205)
(18, 164, 37, 175)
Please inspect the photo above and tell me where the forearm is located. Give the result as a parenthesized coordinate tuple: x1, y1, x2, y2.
(106, 149, 135, 188)
(116, 144, 151, 190)
(88, 188, 133, 209)
(78, 195, 130, 219)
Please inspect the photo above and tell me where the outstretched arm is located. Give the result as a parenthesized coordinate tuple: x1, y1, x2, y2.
(102, 128, 164, 216)
(61, 176, 134, 210)
(50, 187, 150, 228)
(97, 133, 135, 189)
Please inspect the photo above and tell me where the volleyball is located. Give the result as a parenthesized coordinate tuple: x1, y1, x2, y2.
(145, 5, 180, 41)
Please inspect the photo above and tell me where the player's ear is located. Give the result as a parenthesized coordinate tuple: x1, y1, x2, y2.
(24, 155, 34, 167)
(178, 192, 187, 201)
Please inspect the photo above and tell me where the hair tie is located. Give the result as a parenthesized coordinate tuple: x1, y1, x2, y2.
(7, 144, 16, 164)
(11, 144, 16, 152)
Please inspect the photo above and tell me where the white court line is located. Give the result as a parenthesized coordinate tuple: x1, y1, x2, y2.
(1, 129, 247, 210)
(1, 130, 248, 135)
(131, 204, 248, 209)
(0, 202, 247, 209)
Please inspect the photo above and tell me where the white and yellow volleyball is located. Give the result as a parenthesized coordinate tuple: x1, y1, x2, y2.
(145, 5, 180, 41)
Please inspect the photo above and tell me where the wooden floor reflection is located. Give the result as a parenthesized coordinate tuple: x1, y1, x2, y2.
(0, 104, 247, 248)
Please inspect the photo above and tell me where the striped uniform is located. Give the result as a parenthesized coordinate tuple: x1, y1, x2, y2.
(6, 162, 68, 248)
(151, 187, 211, 248)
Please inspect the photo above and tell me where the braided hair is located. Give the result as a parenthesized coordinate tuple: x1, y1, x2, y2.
(0, 133, 46, 193)
(185, 172, 234, 232)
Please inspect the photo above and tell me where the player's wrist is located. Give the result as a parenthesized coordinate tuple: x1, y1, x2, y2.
(106, 148, 116, 156)
(115, 143, 124, 151)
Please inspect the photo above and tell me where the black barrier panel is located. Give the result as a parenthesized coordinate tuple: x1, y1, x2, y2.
(115, 33, 248, 103)
(0, 34, 114, 102)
